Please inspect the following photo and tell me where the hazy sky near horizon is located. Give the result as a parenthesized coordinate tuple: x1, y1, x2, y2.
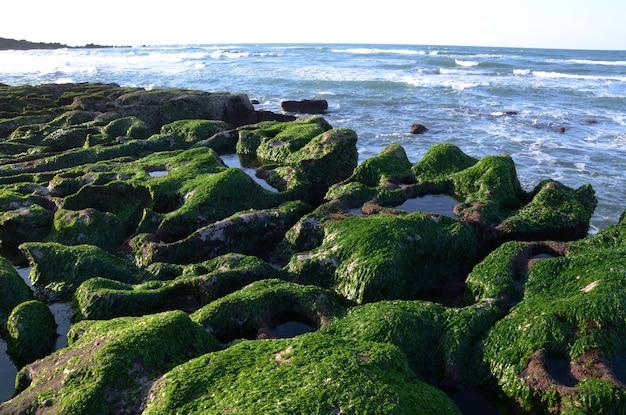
(3, 0, 625, 50)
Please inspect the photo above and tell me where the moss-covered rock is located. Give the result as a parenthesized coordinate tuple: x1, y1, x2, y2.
(287, 211, 478, 304)
(143, 331, 461, 415)
(132, 200, 309, 266)
(5, 300, 56, 367)
(348, 143, 415, 187)
(19, 242, 140, 301)
(0, 202, 53, 247)
(62, 180, 152, 233)
(48, 208, 126, 252)
(482, 220, 626, 413)
(74, 254, 287, 321)
(156, 168, 288, 242)
(159, 119, 229, 144)
(1, 310, 220, 415)
(0, 257, 33, 329)
(191, 278, 350, 343)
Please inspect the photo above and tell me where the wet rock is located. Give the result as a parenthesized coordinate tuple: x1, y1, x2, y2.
(5, 300, 56, 367)
(0, 257, 33, 327)
(48, 208, 126, 252)
(410, 123, 428, 134)
(132, 200, 309, 266)
(280, 99, 328, 114)
(482, 217, 626, 413)
(19, 242, 140, 301)
(286, 211, 479, 304)
(75, 254, 285, 320)
(191, 278, 349, 342)
(143, 331, 460, 414)
(1, 311, 219, 415)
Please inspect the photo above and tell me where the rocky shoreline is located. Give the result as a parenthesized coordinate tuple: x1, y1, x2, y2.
(0, 82, 624, 414)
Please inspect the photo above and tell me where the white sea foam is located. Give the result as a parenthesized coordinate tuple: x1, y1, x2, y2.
(333, 48, 423, 55)
(513, 69, 531, 75)
(568, 59, 626, 66)
(455, 59, 480, 67)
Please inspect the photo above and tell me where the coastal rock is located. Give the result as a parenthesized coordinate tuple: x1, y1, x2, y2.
(410, 123, 428, 134)
(1, 311, 219, 415)
(481, 216, 626, 413)
(280, 99, 328, 114)
(19, 242, 140, 301)
(142, 331, 460, 415)
(75, 254, 285, 320)
(5, 300, 56, 367)
(0, 257, 33, 327)
(0, 82, 616, 414)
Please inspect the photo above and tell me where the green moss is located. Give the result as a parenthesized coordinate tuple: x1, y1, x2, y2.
(0, 256, 33, 329)
(0, 202, 53, 246)
(100, 115, 149, 139)
(256, 122, 325, 163)
(412, 143, 479, 180)
(324, 300, 448, 382)
(288, 212, 478, 304)
(465, 240, 527, 303)
(62, 180, 152, 233)
(5, 311, 219, 415)
(143, 332, 461, 415)
(19, 242, 140, 301)
(160, 119, 229, 143)
(157, 168, 287, 241)
(48, 208, 126, 252)
(349, 143, 415, 186)
(75, 254, 288, 321)
(6, 300, 56, 367)
(498, 180, 596, 238)
(483, 221, 626, 412)
(191, 278, 349, 343)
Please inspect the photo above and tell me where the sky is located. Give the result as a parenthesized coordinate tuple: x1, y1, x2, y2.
(2, 0, 625, 50)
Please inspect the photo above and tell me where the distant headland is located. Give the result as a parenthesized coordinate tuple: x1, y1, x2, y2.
(0, 37, 123, 50)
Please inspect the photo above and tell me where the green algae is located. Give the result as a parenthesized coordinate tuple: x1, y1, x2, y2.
(156, 168, 288, 241)
(0, 257, 33, 329)
(288, 211, 478, 304)
(133, 200, 310, 266)
(2, 310, 219, 415)
(48, 208, 126, 252)
(75, 254, 288, 321)
(482, 220, 626, 413)
(143, 331, 461, 415)
(19, 242, 140, 301)
(5, 300, 56, 367)
(348, 143, 415, 187)
(191, 278, 349, 343)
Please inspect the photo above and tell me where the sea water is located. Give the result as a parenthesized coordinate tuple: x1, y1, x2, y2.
(1, 43, 624, 231)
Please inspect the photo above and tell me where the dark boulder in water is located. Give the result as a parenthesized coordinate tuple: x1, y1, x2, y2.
(281, 99, 328, 114)
(410, 123, 428, 134)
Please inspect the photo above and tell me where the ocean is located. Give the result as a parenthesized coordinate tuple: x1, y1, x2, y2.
(0, 43, 625, 231)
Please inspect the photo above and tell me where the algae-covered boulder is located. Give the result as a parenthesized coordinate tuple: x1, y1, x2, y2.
(75, 254, 287, 321)
(156, 168, 288, 242)
(0, 257, 33, 328)
(287, 211, 478, 304)
(143, 332, 461, 415)
(62, 180, 152, 233)
(48, 208, 126, 252)
(19, 242, 140, 301)
(132, 200, 310, 266)
(1, 310, 220, 415)
(0, 197, 53, 247)
(191, 278, 350, 343)
(5, 300, 56, 367)
(482, 219, 626, 413)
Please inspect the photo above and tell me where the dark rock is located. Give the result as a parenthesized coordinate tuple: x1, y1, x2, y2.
(281, 99, 328, 114)
(410, 123, 428, 134)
